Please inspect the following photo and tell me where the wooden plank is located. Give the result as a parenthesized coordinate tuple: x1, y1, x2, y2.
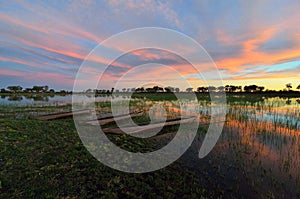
(85, 111, 143, 126)
(34, 109, 91, 120)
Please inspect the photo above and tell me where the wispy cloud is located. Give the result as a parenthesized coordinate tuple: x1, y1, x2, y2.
(1, 0, 300, 90)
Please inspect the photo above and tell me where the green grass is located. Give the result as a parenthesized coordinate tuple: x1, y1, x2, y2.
(0, 118, 210, 198)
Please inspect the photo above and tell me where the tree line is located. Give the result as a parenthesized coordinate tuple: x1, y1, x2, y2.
(0, 85, 70, 94)
(1, 83, 299, 94)
(118, 83, 300, 93)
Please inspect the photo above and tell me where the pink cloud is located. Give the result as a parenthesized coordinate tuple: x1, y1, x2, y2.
(0, 57, 43, 69)
(0, 69, 24, 77)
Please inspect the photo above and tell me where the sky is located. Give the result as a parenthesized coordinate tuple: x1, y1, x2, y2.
(1, 0, 300, 91)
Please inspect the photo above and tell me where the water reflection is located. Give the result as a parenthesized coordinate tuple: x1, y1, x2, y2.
(0, 94, 132, 106)
(8, 95, 23, 101)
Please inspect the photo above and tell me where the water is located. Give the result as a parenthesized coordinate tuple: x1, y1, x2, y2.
(118, 95, 300, 197)
(0, 94, 131, 106)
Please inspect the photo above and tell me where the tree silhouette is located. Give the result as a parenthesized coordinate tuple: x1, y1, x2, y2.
(186, 87, 193, 92)
(153, 86, 163, 92)
(164, 87, 171, 92)
(217, 86, 225, 92)
(135, 87, 144, 92)
(296, 84, 300, 90)
(24, 88, 33, 93)
(244, 85, 258, 92)
(32, 86, 45, 93)
(225, 85, 239, 92)
(237, 86, 242, 92)
(164, 86, 174, 92)
(44, 85, 49, 92)
(7, 86, 22, 93)
(146, 88, 153, 92)
(286, 83, 292, 91)
(258, 86, 265, 92)
(197, 86, 208, 92)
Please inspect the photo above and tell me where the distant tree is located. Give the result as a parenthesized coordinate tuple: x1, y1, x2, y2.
(244, 85, 258, 92)
(236, 86, 242, 92)
(225, 85, 241, 92)
(49, 89, 55, 93)
(135, 87, 144, 92)
(122, 88, 126, 92)
(225, 85, 230, 92)
(164, 86, 174, 92)
(85, 89, 93, 93)
(153, 86, 163, 92)
(258, 86, 265, 92)
(217, 86, 225, 92)
(197, 86, 208, 92)
(7, 86, 23, 93)
(146, 88, 153, 92)
(32, 86, 44, 93)
(297, 84, 300, 90)
(186, 87, 193, 92)
(111, 87, 114, 93)
(164, 87, 171, 92)
(286, 83, 292, 91)
(24, 88, 33, 93)
(175, 88, 180, 92)
(0, 88, 6, 93)
(44, 85, 49, 92)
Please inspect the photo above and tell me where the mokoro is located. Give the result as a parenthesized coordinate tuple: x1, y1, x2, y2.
(85, 111, 144, 126)
(34, 109, 91, 121)
(102, 116, 197, 135)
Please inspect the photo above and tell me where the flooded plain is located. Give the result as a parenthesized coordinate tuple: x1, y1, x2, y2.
(1, 94, 299, 198)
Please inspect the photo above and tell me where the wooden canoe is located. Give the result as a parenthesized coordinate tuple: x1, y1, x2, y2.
(85, 111, 144, 126)
(34, 109, 91, 120)
(102, 116, 197, 135)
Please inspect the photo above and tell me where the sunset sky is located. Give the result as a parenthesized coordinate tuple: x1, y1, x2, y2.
(1, 0, 300, 91)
